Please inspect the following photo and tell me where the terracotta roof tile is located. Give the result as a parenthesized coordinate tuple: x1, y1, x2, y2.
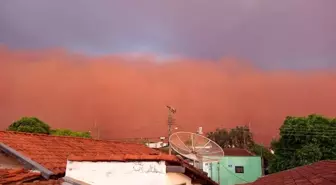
(247, 160, 336, 185)
(0, 168, 41, 184)
(68, 153, 179, 162)
(224, 148, 255, 156)
(22, 179, 63, 185)
(0, 131, 160, 175)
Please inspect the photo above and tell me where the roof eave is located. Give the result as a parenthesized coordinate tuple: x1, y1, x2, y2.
(0, 143, 54, 179)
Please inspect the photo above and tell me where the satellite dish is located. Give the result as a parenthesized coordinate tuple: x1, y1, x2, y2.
(169, 132, 224, 168)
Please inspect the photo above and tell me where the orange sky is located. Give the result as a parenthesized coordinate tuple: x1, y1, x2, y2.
(1, 47, 335, 144)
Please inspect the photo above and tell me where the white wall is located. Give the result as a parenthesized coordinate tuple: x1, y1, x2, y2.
(65, 160, 166, 185)
(146, 142, 168, 148)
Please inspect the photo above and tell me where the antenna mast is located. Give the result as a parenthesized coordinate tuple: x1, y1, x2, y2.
(166, 105, 176, 155)
(94, 120, 100, 139)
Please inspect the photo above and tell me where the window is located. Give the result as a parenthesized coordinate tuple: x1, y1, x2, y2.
(235, 166, 244, 173)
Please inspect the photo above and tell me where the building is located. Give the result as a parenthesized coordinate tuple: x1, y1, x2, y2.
(207, 148, 262, 185)
(242, 160, 336, 185)
(145, 137, 169, 149)
(0, 131, 218, 185)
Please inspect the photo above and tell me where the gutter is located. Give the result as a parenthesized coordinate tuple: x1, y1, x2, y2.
(0, 143, 54, 179)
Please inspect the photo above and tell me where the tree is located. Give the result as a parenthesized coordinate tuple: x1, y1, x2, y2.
(269, 114, 336, 173)
(249, 143, 274, 174)
(207, 128, 231, 148)
(7, 117, 92, 138)
(50, 129, 92, 138)
(229, 126, 254, 148)
(7, 117, 51, 134)
(207, 126, 254, 148)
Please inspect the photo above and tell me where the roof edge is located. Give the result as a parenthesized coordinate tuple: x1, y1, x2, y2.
(0, 142, 54, 179)
(67, 153, 178, 162)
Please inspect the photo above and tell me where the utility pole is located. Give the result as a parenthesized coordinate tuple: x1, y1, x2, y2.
(166, 105, 176, 155)
(94, 120, 100, 140)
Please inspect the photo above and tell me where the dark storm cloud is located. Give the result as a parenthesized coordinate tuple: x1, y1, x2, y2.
(0, 0, 336, 69)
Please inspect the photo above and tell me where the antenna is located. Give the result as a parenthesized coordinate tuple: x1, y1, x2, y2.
(166, 105, 176, 155)
(93, 120, 100, 139)
(169, 132, 224, 169)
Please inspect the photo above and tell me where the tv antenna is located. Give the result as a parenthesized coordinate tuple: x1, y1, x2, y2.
(166, 105, 176, 155)
(169, 132, 224, 169)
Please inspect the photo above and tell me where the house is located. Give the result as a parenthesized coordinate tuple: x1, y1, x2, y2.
(241, 160, 336, 185)
(145, 137, 169, 149)
(0, 131, 218, 185)
(207, 148, 262, 185)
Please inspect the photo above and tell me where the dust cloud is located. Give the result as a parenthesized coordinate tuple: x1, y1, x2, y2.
(1, 47, 335, 144)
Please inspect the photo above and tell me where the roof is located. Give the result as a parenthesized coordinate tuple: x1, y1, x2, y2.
(0, 131, 160, 176)
(0, 168, 41, 184)
(23, 179, 63, 185)
(0, 131, 218, 185)
(223, 148, 255, 156)
(247, 160, 336, 185)
(68, 153, 178, 162)
(68, 153, 219, 185)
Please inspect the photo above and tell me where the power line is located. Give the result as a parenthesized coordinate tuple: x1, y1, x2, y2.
(280, 128, 336, 131)
(219, 163, 248, 183)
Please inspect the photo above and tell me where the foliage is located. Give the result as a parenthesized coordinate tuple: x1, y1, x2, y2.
(7, 117, 51, 134)
(7, 117, 92, 138)
(51, 129, 92, 138)
(229, 126, 254, 148)
(249, 143, 274, 174)
(269, 114, 336, 173)
(207, 128, 231, 148)
(207, 126, 254, 148)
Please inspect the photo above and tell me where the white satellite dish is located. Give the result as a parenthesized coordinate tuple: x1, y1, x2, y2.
(169, 132, 224, 168)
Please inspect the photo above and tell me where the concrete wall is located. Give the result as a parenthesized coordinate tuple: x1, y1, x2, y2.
(0, 151, 23, 169)
(210, 156, 262, 185)
(65, 160, 203, 185)
(66, 160, 169, 185)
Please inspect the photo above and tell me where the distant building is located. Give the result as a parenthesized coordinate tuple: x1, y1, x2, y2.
(206, 148, 262, 185)
(144, 137, 168, 149)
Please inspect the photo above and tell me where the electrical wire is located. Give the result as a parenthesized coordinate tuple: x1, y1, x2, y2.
(218, 163, 249, 183)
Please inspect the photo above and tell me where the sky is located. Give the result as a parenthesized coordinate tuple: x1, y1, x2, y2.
(1, 0, 336, 70)
(0, 1, 336, 144)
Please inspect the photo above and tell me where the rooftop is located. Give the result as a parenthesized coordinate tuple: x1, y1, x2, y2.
(0, 131, 160, 176)
(0, 168, 41, 184)
(246, 160, 336, 185)
(0, 131, 218, 185)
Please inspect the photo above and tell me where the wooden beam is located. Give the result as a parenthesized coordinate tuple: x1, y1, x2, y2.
(191, 178, 207, 184)
(166, 165, 185, 173)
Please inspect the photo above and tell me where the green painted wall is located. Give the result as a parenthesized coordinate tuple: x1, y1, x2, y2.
(210, 156, 262, 185)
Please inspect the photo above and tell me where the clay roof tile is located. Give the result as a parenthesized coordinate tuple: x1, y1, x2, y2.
(0, 168, 41, 184)
(0, 131, 160, 175)
(248, 160, 336, 185)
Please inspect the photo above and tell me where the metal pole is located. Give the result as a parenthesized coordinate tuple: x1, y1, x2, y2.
(168, 110, 172, 155)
